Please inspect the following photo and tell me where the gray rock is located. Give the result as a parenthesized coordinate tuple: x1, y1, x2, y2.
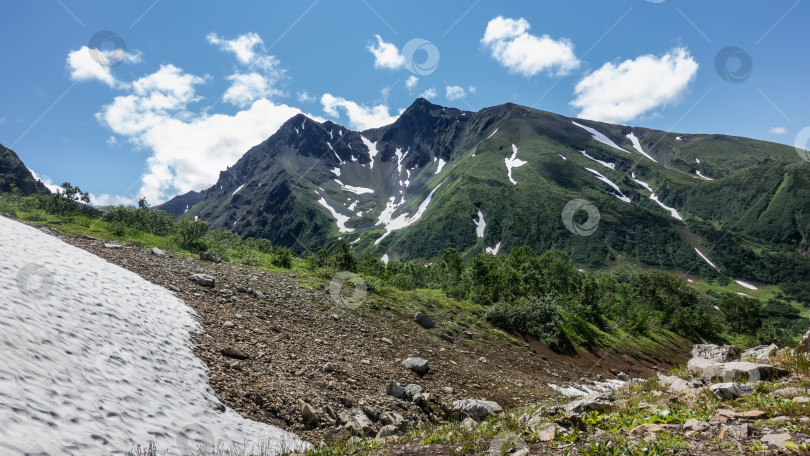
(199, 251, 222, 263)
(403, 383, 423, 400)
(385, 380, 406, 398)
(221, 347, 248, 360)
(189, 273, 215, 287)
(725, 423, 750, 440)
(657, 374, 699, 395)
(761, 432, 793, 448)
(323, 362, 334, 373)
(461, 417, 477, 430)
(616, 372, 631, 381)
(252, 289, 266, 299)
(440, 333, 454, 343)
(772, 387, 809, 398)
(535, 422, 558, 442)
(709, 382, 754, 400)
(740, 344, 778, 362)
(380, 337, 393, 345)
(301, 402, 319, 426)
(793, 396, 810, 403)
(442, 386, 455, 395)
(104, 243, 123, 249)
(379, 411, 405, 429)
(683, 418, 709, 432)
(351, 408, 376, 436)
(376, 424, 398, 438)
(151, 247, 164, 256)
(414, 312, 435, 329)
(687, 358, 788, 381)
(451, 399, 503, 421)
(478, 357, 487, 364)
(402, 357, 429, 375)
(75, 234, 100, 241)
(691, 344, 742, 362)
(565, 392, 615, 414)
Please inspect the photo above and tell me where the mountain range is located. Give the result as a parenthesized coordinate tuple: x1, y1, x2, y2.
(155, 98, 809, 295)
(0, 143, 50, 196)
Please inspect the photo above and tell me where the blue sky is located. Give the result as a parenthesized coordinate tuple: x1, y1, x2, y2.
(1, 1, 807, 205)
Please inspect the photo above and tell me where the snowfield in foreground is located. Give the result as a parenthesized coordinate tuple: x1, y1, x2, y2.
(0, 217, 307, 455)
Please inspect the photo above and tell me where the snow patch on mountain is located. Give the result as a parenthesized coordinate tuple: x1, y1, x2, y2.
(436, 158, 447, 174)
(334, 179, 374, 195)
(360, 136, 378, 170)
(487, 128, 498, 139)
(579, 150, 615, 170)
(317, 195, 355, 233)
(585, 168, 630, 203)
(505, 144, 527, 185)
(626, 132, 658, 162)
(485, 242, 501, 255)
(0, 217, 308, 455)
(695, 248, 718, 269)
(631, 177, 682, 220)
(695, 171, 713, 181)
(572, 121, 627, 153)
(374, 183, 444, 245)
(232, 184, 245, 196)
(474, 210, 486, 239)
(331, 167, 341, 177)
(558, 154, 567, 160)
(735, 280, 758, 290)
(381, 254, 389, 265)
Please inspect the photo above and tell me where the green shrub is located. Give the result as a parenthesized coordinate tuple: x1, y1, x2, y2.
(486, 294, 565, 350)
(176, 219, 209, 248)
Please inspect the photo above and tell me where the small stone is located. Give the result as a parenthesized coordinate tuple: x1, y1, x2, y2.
(461, 417, 477, 430)
(414, 312, 435, 329)
(535, 422, 557, 442)
(761, 433, 794, 448)
(442, 386, 455, 395)
(252, 289, 266, 299)
(323, 362, 334, 373)
(221, 347, 248, 360)
(440, 333, 453, 343)
(451, 399, 502, 421)
(104, 243, 123, 249)
(741, 410, 767, 420)
(385, 380, 406, 399)
(478, 357, 487, 363)
(709, 383, 754, 401)
(302, 402, 319, 426)
(380, 338, 393, 345)
(377, 425, 398, 438)
(616, 372, 631, 382)
(222, 320, 235, 328)
(151, 247, 164, 256)
(189, 273, 215, 288)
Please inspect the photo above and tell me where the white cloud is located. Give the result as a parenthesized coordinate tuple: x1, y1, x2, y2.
(482, 16, 580, 77)
(223, 72, 283, 107)
(66, 46, 141, 88)
(90, 193, 138, 207)
(106, 136, 117, 146)
(96, 64, 303, 203)
(206, 32, 277, 71)
(419, 88, 437, 99)
(468, 86, 477, 94)
(27, 168, 62, 194)
(367, 35, 405, 70)
(321, 93, 399, 131)
(445, 85, 466, 101)
(769, 126, 787, 135)
(297, 91, 316, 103)
(207, 32, 285, 107)
(405, 75, 419, 90)
(571, 47, 699, 124)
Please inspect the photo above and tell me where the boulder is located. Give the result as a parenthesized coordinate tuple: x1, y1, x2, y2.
(719, 423, 750, 440)
(740, 344, 778, 362)
(189, 273, 215, 287)
(773, 387, 810, 398)
(709, 382, 754, 401)
(761, 433, 793, 448)
(687, 358, 788, 381)
(379, 411, 405, 429)
(385, 380, 406, 398)
(301, 402, 319, 426)
(151, 247, 164, 256)
(657, 374, 701, 395)
(199, 251, 222, 263)
(402, 357, 430, 375)
(350, 408, 376, 436)
(414, 312, 435, 329)
(376, 425, 398, 438)
(565, 392, 615, 414)
(691, 344, 742, 362)
(451, 399, 503, 421)
(403, 383, 423, 400)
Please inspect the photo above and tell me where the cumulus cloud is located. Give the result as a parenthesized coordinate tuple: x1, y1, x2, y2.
(27, 168, 62, 194)
(297, 91, 316, 103)
(66, 46, 139, 88)
(481, 16, 580, 77)
(405, 75, 419, 90)
(419, 88, 437, 99)
(445, 85, 466, 101)
(367, 35, 405, 70)
(769, 126, 787, 135)
(571, 47, 699, 123)
(321, 93, 399, 131)
(207, 32, 285, 107)
(96, 64, 302, 203)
